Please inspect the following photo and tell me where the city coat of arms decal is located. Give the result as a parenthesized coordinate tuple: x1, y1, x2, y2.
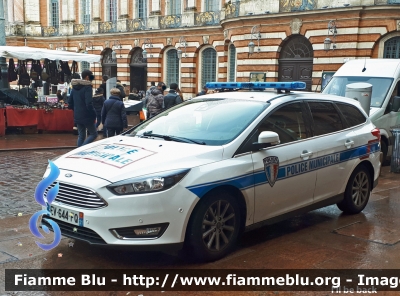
(263, 156, 279, 187)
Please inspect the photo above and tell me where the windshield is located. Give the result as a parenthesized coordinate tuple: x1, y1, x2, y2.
(322, 76, 393, 107)
(128, 99, 268, 146)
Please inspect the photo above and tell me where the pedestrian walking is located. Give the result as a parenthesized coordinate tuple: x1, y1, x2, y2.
(146, 82, 166, 118)
(128, 88, 142, 101)
(101, 88, 128, 137)
(68, 69, 98, 147)
(116, 80, 126, 100)
(163, 83, 183, 109)
(93, 88, 105, 132)
(144, 82, 156, 107)
(99, 75, 109, 98)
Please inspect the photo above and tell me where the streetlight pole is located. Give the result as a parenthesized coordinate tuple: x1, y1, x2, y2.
(0, 0, 10, 88)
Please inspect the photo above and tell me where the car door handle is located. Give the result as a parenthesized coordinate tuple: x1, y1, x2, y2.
(300, 150, 313, 160)
(345, 140, 355, 149)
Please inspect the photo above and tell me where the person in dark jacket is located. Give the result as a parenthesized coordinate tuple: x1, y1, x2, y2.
(68, 69, 98, 147)
(92, 88, 105, 131)
(99, 75, 109, 98)
(128, 87, 141, 101)
(116, 80, 126, 100)
(101, 88, 128, 137)
(163, 83, 183, 109)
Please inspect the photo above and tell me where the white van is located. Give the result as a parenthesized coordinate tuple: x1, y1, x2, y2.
(322, 59, 400, 161)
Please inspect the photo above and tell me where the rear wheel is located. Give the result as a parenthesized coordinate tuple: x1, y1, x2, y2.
(337, 165, 371, 214)
(185, 190, 241, 262)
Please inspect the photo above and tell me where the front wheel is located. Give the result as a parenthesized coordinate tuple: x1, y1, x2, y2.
(337, 165, 371, 214)
(185, 190, 241, 262)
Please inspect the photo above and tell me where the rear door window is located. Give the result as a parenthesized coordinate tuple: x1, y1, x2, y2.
(308, 102, 344, 136)
(336, 103, 366, 128)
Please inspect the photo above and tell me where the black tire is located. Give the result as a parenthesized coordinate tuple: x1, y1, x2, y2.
(337, 165, 371, 214)
(185, 190, 241, 262)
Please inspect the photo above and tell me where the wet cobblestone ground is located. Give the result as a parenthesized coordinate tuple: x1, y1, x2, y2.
(0, 149, 72, 219)
(2, 147, 400, 296)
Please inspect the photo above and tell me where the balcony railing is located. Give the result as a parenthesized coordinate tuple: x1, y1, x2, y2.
(127, 18, 146, 31)
(98, 21, 117, 33)
(159, 15, 182, 29)
(6, 1, 400, 38)
(195, 11, 220, 26)
(42, 26, 59, 37)
(73, 23, 90, 35)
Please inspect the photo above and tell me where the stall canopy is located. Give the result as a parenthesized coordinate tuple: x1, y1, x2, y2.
(0, 46, 100, 63)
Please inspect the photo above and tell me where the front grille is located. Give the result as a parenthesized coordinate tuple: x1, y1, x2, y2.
(45, 182, 107, 210)
(41, 215, 107, 245)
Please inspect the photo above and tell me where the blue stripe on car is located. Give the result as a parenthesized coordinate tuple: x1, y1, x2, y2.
(187, 142, 379, 198)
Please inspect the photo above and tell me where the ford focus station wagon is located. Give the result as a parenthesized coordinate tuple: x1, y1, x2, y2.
(41, 82, 380, 262)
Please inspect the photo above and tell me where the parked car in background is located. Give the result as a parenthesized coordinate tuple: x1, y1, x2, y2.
(322, 58, 400, 162)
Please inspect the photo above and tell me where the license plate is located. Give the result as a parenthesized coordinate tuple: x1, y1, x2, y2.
(47, 204, 84, 226)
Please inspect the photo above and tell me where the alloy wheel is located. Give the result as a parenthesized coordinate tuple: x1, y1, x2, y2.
(351, 171, 369, 206)
(201, 200, 236, 252)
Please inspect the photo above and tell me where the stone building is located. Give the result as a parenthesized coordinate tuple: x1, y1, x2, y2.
(4, 0, 400, 98)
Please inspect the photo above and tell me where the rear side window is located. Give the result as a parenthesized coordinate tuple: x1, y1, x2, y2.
(308, 102, 344, 136)
(336, 103, 366, 127)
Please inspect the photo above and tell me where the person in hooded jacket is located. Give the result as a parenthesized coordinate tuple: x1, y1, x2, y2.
(101, 88, 128, 137)
(92, 88, 105, 131)
(68, 69, 98, 147)
(116, 80, 126, 100)
(146, 82, 166, 118)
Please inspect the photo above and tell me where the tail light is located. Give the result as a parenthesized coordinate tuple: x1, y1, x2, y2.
(371, 128, 381, 141)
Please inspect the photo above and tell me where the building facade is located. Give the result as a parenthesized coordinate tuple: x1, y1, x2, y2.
(4, 0, 400, 98)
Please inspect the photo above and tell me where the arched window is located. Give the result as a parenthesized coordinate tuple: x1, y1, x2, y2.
(201, 48, 217, 87)
(166, 49, 179, 87)
(384, 37, 400, 59)
(228, 44, 236, 82)
(81, 0, 91, 24)
(169, 0, 181, 15)
(280, 35, 313, 59)
(136, 0, 147, 18)
(50, 0, 59, 28)
(107, 0, 117, 22)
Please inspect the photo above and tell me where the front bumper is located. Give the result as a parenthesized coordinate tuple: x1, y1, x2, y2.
(41, 169, 199, 247)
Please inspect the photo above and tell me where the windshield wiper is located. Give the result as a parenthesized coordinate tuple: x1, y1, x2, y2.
(141, 132, 206, 145)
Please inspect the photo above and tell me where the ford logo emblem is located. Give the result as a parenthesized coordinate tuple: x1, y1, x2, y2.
(65, 173, 72, 178)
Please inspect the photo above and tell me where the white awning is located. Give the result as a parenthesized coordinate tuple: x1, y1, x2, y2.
(0, 46, 100, 63)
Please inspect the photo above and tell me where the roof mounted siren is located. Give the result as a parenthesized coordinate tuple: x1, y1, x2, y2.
(205, 81, 306, 93)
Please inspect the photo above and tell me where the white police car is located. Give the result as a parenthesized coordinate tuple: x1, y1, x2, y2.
(42, 81, 381, 261)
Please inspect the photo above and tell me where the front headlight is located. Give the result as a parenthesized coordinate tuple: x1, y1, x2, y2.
(107, 169, 190, 195)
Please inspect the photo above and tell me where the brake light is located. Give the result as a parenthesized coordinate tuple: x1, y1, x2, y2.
(371, 128, 380, 141)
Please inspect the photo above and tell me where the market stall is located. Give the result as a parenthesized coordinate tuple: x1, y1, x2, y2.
(0, 46, 101, 135)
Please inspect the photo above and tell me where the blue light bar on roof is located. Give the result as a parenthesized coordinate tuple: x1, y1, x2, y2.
(205, 81, 306, 90)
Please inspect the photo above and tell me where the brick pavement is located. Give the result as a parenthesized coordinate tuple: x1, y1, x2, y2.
(0, 149, 72, 219)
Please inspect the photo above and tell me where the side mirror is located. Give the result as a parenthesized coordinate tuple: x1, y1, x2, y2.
(252, 131, 280, 150)
(392, 96, 400, 112)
